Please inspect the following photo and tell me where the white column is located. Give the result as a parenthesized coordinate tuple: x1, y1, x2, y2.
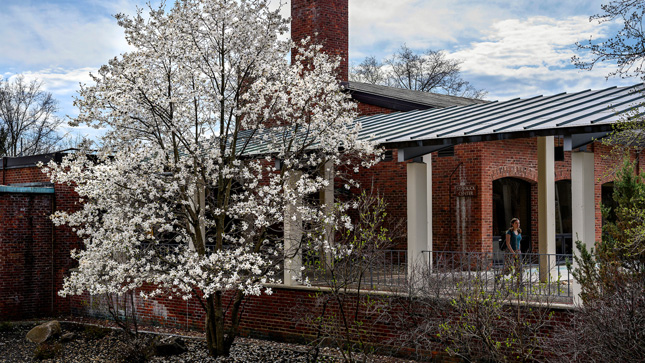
(571, 151, 595, 302)
(321, 161, 334, 267)
(284, 171, 303, 286)
(538, 136, 556, 282)
(422, 154, 433, 270)
(407, 161, 429, 276)
(322, 161, 334, 247)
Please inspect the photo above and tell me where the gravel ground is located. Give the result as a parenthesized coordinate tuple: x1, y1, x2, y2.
(0, 320, 418, 363)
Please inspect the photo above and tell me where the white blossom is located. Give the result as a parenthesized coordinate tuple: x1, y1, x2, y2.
(43, 0, 378, 312)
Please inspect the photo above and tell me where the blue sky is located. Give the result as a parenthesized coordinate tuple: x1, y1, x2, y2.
(0, 0, 636, 140)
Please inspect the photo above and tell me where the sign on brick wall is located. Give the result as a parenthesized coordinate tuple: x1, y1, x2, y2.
(455, 184, 477, 197)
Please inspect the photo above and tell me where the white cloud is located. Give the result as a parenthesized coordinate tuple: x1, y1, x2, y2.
(0, 2, 131, 70)
(18, 67, 96, 95)
(349, 0, 502, 59)
(343, 0, 636, 99)
(346, 0, 608, 60)
(446, 16, 634, 99)
(452, 16, 603, 76)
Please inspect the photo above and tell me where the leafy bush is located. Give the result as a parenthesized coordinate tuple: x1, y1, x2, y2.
(556, 159, 645, 362)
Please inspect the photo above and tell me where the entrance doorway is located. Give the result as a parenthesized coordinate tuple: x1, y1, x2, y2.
(493, 178, 532, 254)
(555, 180, 572, 256)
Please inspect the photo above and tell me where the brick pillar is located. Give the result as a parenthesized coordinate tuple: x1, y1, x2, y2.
(291, 0, 349, 81)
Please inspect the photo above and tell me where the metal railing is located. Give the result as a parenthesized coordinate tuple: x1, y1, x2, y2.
(303, 249, 407, 290)
(422, 250, 574, 301)
(493, 234, 573, 262)
(144, 243, 573, 301)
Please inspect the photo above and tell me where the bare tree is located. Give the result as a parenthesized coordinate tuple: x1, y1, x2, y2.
(0, 126, 7, 156)
(573, 0, 645, 80)
(351, 56, 387, 85)
(0, 75, 63, 157)
(572, 1, 645, 168)
(350, 45, 486, 99)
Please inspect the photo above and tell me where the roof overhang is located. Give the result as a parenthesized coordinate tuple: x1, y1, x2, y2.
(356, 84, 644, 160)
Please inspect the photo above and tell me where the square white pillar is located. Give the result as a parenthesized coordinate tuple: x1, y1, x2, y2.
(322, 161, 334, 247)
(538, 136, 556, 282)
(407, 161, 429, 275)
(321, 160, 334, 267)
(422, 154, 433, 269)
(571, 151, 595, 302)
(284, 171, 303, 286)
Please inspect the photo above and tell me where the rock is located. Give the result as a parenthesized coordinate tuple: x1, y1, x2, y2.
(26, 321, 62, 344)
(60, 332, 76, 343)
(154, 336, 187, 356)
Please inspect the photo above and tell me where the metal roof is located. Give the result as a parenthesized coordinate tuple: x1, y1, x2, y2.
(193, 83, 645, 159)
(344, 81, 488, 109)
(358, 83, 645, 150)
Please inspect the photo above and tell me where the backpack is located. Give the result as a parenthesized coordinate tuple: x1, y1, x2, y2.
(498, 233, 507, 251)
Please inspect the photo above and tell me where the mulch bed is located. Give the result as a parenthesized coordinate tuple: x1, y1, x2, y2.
(0, 318, 419, 362)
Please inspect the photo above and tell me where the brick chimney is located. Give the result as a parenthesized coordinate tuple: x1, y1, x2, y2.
(291, 0, 349, 82)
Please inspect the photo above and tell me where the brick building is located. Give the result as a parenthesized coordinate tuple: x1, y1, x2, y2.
(0, 0, 642, 348)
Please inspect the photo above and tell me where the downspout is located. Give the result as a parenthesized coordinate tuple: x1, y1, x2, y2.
(51, 152, 60, 315)
(448, 162, 463, 250)
(2, 157, 6, 185)
(51, 193, 56, 315)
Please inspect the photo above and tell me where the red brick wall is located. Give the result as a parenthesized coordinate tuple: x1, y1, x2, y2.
(357, 103, 397, 117)
(0, 141, 626, 345)
(0, 192, 54, 319)
(52, 181, 83, 314)
(69, 283, 572, 360)
(352, 150, 408, 248)
(291, 0, 348, 81)
(0, 166, 82, 319)
(479, 138, 540, 252)
(590, 142, 642, 241)
(1, 166, 49, 185)
(351, 138, 621, 255)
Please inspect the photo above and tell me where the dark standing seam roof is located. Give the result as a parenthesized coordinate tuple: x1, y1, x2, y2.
(357, 84, 645, 147)
(344, 81, 488, 109)
(225, 84, 644, 156)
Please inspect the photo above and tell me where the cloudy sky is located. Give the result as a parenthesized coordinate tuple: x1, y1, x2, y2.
(0, 0, 636, 140)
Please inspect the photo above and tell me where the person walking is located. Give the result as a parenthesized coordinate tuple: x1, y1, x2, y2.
(503, 218, 523, 278)
(505, 218, 522, 254)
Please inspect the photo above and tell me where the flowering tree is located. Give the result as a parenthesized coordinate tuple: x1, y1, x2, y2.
(43, 0, 377, 357)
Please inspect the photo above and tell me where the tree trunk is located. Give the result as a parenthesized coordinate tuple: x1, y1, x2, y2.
(205, 292, 234, 357)
(205, 295, 218, 356)
(225, 290, 245, 349)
